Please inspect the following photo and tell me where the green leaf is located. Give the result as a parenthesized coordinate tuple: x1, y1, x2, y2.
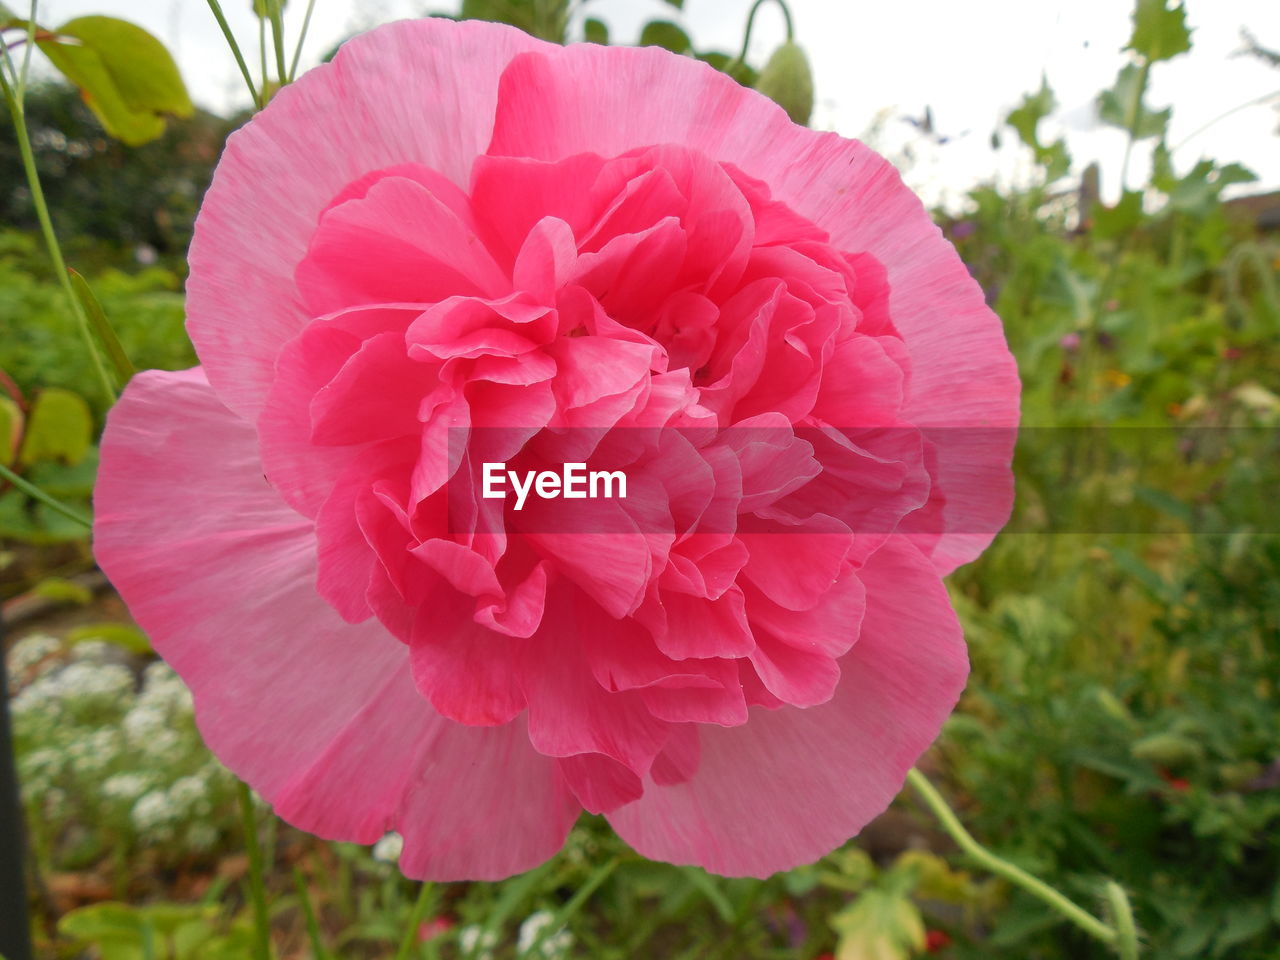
(37, 16, 194, 146)
(662, 0, 684, 8)
(583, 17, 608, 45)
(1128, 0, 1191, 63)
(698, 51, 758, 87)
(831, 889, 926, 960)
(252, 0, 288, 18)
(638, 20, 691, 54)
(1096, 63, 1169, 140)
(1092, 190, 1144, 240)
(17, 387, 92, 466)
(32, 575, 94, 605)
(67, 623, 152, 654)
(1007, 76, 1056, 150)
(58, 902, 146, 943)
(754, 41, 814, 126)
(0, 396, 20, 467)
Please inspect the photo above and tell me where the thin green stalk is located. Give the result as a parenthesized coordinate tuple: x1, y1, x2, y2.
(287, 0, 317, 81)
(292, 867, 328, 960)
(1105, 881, 1141, 960)
(736, 0, 795, 63)
(18, 0, 37, 93)
(258, 15, 268, 102)
(0, 462, 92, 529)
(205, 0, 263, 109)
(0, 70, 116, 404)
(394, 882, 435, 960)
(237, 781, 273, 960)
(905, 768, 1126, 951)
(1118, 60, 1151, 192)
(522, 856, 621, 958)
(268, 0, 287, 86)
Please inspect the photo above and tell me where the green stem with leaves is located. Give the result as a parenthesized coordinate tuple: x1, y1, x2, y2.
(0, 462, 91, 528)
(237, 782, 273, 960)
(906, 768, 1139, 957)
(394, 882, 435, 960)
(0, 68, 117, 404)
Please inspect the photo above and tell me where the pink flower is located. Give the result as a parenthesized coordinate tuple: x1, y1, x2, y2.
(94, 19, 1018, 879)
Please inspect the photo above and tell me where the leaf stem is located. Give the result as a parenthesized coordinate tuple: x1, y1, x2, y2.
(1105, 881, 1141, 960)
(736, 0, 795, 65)
(905, 768, 1126, 951)
(267, 0, 287, 87)
(237, 781, 273, 960)
(394, 882, 435, 960)
(204, 0, 263, 109)
(287, 0, 317, 82)
(292, 866, 328, 960)
(523, 855, 621, 958)
(0, 66, 116, 406)
(0, 462, 92, 529)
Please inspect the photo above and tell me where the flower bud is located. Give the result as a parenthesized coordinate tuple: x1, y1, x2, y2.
(755, 41, 813, 126)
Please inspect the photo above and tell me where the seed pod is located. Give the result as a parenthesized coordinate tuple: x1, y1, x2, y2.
(755, 40, 813, 126)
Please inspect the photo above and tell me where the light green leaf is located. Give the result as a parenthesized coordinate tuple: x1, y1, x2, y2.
(832, 889, 926, 960)
(252, 0, 288, 18)
(58, 902, 146, 943)
(1096, 63, 1169, 140)
(67, 622, 152, 654)
(0, 395, 20, 467)
(1006, 76, 1056, 150)
(754, 41, 814, 126)
(1128, 0, 1191, 63)
(17, 387, 92, 466)
(37, 16, 194, 146)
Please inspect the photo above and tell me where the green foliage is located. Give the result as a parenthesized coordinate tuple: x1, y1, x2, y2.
(58, 902, 253, 960)
(1127, 0, 1191, 63)
(1005, 77, 1070, 179)
(638, 20, 691, 54)
(35, 16, 194, 146)
(459, 0, 570, 43)
(754, 41, 814, 126)
(17, 386, 91, 465)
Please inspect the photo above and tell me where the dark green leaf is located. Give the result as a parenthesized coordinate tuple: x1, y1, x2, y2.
(583, 17, 608, 45)
(661, 0, 684, 8)
(1092, 191, 1144, 239)
(638, 20, 691, 54)
(1006, 76, 1056, 150)
(698, 51, 757, 86)
(1128, 0, 1191, 63)
(37, 16, 194, 146)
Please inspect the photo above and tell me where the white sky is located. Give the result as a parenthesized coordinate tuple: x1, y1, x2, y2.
(32, 0, 1280, 208)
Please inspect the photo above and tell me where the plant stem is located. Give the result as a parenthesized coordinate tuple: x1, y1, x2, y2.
(736, 0, 795, 65)
(1118, 60, 1151, 192)
(0, 70, 116, 405)
(523, 855, 621, 958)
(292, 866, 328, 960)
(205, 0, 263, 109)
(394, 882, 435, 960)
(287, 0, 317, 81)
(237, 781, 272, 960)
(1105, 881, 1141, 960)
(267, 0, 287, 87)
(0, 462, 92, 528)
(905, 768, 1125, 951)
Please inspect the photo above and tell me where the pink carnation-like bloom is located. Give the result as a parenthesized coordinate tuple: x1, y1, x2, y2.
(95, 18, 1019, 879)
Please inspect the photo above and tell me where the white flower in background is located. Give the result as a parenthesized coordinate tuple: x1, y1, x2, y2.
(123, 704, 166, 745)
(372, 831, 404, 863)
(517, 910, 574, 959)
(132, 789, 178, 832)
(54, 662, 134, 702)
(69, 640, 113, 663)
(458, 926, 498, 960)
(139, 661, 193, 712)
(103, 773, 151, 801)
(68, 728, 123, 775)
(168, 774, 212, 816)
(6, 633, 61, 679)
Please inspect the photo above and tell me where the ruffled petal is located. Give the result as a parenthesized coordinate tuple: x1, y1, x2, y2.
(606, 537, 966, 876)
(94, 368, 578, 879)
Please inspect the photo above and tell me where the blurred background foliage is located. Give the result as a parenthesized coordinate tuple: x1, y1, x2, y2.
(2, 0, 1278, 958)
